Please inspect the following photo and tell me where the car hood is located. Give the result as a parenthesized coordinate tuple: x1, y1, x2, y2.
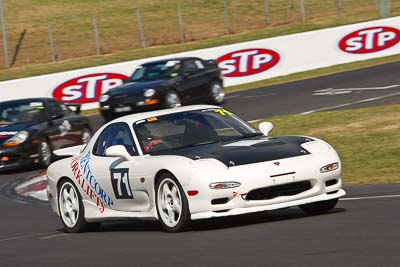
(157, 136, 313, 167)
(109, 80, 166, 97)
(0, 122, 38, 144)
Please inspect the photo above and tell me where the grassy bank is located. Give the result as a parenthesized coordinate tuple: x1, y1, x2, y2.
(256, 104, 400, 184)
(0, 0, 399, 79)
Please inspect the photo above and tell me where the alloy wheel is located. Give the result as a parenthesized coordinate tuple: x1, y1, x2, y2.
(157, 178, 183, 227)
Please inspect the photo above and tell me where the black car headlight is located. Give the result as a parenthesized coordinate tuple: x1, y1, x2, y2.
(144, 89, 156, 97)
(100, 94, 110, 102)
(3, 131, 29, 147)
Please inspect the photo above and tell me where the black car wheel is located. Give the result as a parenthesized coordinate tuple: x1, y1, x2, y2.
(208, 81, 225, 105)
(299, 198, 338, 215)
(164, 91, 182, 109)
(58, 179, 99, 233)
(155, 172, 191, 232)
(38, 137, 52, 168)
(80, 127, 92, 145)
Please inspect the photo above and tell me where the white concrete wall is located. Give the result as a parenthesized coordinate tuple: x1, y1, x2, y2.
(0, 16, 399, 110)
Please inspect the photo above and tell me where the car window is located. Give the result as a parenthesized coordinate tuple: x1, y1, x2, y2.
(183, 60, 199, 73)
(59, 103, 72, 116)
(204, 114, 242, 137)
(194, 60, 205, 69)
(134, 109, 260, 154)
(47, 100, 64, 117)
(129, 60, 181, 81)
(0, 100, 46, 124)
(93, 123, 138, 157)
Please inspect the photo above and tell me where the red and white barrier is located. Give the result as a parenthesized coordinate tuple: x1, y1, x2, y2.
(0, 17, 399, 110)
(14, 171, 48, 201)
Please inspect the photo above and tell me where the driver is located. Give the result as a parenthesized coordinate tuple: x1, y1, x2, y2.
(137, 125, 163, 153)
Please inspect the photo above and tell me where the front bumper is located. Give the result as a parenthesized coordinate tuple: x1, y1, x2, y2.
(191, 189, 345, 220)
(0, 144, 40, 171)
(100, 95, 164, 118)
(185, 154, 345, 220)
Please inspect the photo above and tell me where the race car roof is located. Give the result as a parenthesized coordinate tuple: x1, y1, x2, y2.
(139, 57, 203, 65)
(0, 97, 54, 105)
(110, 105, 221, 125)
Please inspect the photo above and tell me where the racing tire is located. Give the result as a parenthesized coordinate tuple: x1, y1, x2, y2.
(155, 172, 191, 232)
(164, 91, 182, 109)
(208, 80, 225, 105)
(38, 137, 52, 168)
(80, 127, 92, 145)
(58, 179, 97, 233)
(299, 198, 339, 215)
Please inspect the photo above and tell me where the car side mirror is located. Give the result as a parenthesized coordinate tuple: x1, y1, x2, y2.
(67, 104, 81, 114)
(258, 122, 274, 136)
(105, 145, 133, 161)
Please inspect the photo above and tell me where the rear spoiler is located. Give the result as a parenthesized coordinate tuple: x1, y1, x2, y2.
(66, 104, 81, 114)
(54, 145, 86, 157)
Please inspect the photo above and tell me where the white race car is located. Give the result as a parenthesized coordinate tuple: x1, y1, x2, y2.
(47, 105, 345, 233)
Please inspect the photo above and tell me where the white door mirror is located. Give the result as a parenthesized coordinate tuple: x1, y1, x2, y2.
(258, 122, 274, 136)
(105, 145, 133, 161)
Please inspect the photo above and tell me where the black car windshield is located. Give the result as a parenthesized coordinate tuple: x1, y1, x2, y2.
(129, 60, 181, 81)
(134, 109, 261, 154)
(0, 100, 47, 124)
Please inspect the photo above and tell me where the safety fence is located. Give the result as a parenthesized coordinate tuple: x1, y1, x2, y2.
(0, 0, 398, 68)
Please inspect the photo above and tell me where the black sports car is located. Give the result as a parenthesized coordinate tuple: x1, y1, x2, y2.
(0, 98, 92, 171)
(99, 57, 225, 121)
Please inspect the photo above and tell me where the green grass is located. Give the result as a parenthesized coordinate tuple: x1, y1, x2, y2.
(0, 0, 399, 79)
(254, 104, 400, 184)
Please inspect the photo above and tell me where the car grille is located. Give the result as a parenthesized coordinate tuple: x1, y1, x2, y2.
(245, 181, 312, 201)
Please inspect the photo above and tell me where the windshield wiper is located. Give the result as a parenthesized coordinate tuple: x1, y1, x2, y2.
(239, 133, 262, 139)
(189, 140, 219, 147)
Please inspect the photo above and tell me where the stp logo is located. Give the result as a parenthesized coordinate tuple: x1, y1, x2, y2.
(53, 73, 128, 104)
(339, 26, 400, 54)
(217, 48, 280, 77)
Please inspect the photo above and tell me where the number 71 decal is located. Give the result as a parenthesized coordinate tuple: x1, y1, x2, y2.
(110, 168, 134, 199)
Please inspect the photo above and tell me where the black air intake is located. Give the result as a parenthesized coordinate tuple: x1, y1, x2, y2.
(246, 181, 312, 201)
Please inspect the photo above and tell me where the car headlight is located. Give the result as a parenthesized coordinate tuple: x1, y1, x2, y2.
(3, 131, 29, 147)
(209, 181, 241, 189)
(100, 94, 110, 102)
(320, 162, 339, 173)
(144, 89, 156, 98)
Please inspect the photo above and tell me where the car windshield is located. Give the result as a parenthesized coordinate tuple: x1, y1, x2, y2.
(133, 109, 261, 154)
(0, 100, 47, 124)
(129, 60, 181, 81)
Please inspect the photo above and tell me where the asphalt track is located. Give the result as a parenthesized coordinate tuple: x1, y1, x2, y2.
(0, 61, 400, 266)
